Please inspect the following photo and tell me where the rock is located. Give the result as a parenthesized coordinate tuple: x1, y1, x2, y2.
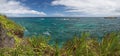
(0, 23, 15, 48)
(0, 15, 24, 48)
(14, 30, 24, 38)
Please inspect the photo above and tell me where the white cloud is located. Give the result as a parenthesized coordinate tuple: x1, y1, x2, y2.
(52, 0, 120, 16)
(0, 0, 46, 17)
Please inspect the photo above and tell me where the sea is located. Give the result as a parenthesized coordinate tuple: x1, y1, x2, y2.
(9, 17, 120, 45)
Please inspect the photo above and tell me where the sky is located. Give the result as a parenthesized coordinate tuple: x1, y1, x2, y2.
(0, 0, 120, 17)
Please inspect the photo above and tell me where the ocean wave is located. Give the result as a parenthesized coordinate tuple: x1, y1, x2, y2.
(63, 18, 69, 20)
(40, 18, 45, 20)
(43, 31, 50, 35)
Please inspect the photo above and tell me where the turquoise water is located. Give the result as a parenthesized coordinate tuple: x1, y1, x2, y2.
(9, 17, 120, 45)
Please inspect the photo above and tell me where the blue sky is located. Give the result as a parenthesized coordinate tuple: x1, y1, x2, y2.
(0, 0, 120, 17)
(17, 0, 66, 16)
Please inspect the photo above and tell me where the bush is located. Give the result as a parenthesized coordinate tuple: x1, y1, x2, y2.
(0, 32, 120, 56)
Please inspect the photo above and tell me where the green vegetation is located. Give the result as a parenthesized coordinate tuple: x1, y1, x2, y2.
(0, 36, 54, 56)
(0, 32, 119, 56)
(0, 15, 24, 36)
(61, 32, 120, 56)
(0, 15, 24, 46)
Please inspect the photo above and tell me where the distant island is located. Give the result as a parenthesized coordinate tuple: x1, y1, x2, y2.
(104, 17, 117, 19)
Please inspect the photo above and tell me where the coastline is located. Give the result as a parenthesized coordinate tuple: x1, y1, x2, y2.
(0, 15, 120, 56)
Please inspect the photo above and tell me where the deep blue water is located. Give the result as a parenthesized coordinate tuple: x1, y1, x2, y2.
(9, 17, 120, 45)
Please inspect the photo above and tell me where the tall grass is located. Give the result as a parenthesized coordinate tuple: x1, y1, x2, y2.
(0, 32, 120, 56)
(62, 32, 120, 56)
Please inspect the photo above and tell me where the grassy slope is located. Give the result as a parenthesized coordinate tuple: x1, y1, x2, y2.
(0, 32, 119, 56)
(0, 15, 24, 36)
(0, 15, 24, 46)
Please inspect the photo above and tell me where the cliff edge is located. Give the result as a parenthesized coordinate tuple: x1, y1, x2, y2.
(0, 15, 24, 47)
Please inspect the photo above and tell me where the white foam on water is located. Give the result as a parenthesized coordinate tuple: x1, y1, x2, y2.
(41, 18, 45, 20)
(63, 18, 69, 20)
(43, 31, 50, 35)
